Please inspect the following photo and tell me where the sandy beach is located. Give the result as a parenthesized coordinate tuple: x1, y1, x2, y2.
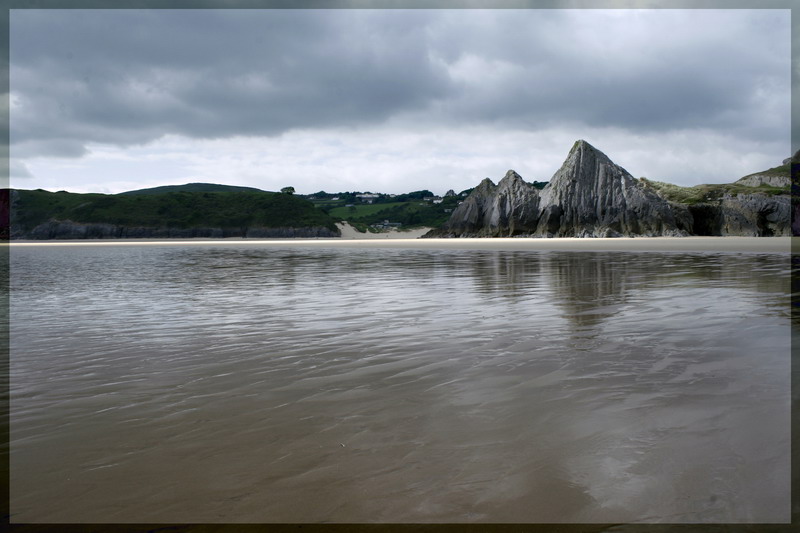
(335, 222, 433, 239)
(7, 235, 793, 253)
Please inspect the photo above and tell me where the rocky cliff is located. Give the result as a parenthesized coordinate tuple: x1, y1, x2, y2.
(687, 194, 791, 237)
(535, 141, 687, 237)
(425, 140, 790, 238)
(790, 149, 800, 236)
(433, 171, 541, 237)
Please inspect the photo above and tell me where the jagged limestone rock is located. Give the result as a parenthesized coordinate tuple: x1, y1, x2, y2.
(425, 140, 789, 238)
(535, 140, 686, 237)
(426, 171, 541, 237)
(718, 194, 791, 236)
(688, 194, 791, 237)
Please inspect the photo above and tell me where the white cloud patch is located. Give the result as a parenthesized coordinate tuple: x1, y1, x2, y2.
(19, 126, 787, 195)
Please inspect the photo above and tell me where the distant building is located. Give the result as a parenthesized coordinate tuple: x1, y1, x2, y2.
(371, 219, 402, 229)
(356, 193, 380, 204)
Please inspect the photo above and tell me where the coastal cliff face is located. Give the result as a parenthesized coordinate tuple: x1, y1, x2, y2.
(426, 140, 790, 238)
(687, 195, 791, 237)
(790, 150, 800, 237)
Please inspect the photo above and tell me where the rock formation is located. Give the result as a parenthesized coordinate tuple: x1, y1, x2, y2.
(687, 194, 791, 237)
(425, 140, 790, 238)
(433, 171, 541, 237)
(735, 174, 790, 188)
(534, 140, 686, 237)
(427, 140, 688, 238)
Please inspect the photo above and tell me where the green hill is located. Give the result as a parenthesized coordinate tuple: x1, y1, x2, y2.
(10, 188, 339, 237)
(118, 182, 267, 195)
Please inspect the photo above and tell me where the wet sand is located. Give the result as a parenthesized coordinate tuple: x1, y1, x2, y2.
(9, 245, 792, 523)
(7, 235, 793, 253)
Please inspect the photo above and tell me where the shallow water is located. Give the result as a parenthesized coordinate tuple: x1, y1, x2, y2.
(9, 244, 791, 523)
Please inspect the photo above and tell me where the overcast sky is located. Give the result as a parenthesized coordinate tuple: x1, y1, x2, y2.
(9, 8, 791, 195)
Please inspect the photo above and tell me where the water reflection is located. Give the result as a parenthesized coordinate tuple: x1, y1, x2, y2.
(9, 244, 791, 523)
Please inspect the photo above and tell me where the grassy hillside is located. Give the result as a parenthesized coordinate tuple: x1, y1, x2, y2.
(324, 197, 463, 228)
(638, 178, 788, 205)
(637, 159, 791, 205)
(328, 201, 407, 219)
(11, 188, 339, 232)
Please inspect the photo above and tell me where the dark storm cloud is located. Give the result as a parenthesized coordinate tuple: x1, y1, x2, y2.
(10, 9, 790, 158)
(11, 9, 453, 151)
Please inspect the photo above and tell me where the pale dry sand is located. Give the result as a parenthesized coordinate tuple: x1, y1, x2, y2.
(335, 221, 432, 239)
(8, 236, 793, 253)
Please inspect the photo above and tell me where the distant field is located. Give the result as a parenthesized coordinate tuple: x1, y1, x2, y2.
(325, 198, 460, 229)
(328, 201, 408, 219)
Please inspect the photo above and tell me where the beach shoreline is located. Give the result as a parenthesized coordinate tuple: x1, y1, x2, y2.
(5, 236, 793, 253)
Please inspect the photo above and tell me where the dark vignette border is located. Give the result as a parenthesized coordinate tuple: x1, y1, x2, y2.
(1, 1, 796, 533)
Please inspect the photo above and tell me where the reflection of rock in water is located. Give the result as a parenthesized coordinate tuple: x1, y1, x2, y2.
(546, 253, 633, 328)
(467, 251, 544, 298)
(464, 251, 790, 330)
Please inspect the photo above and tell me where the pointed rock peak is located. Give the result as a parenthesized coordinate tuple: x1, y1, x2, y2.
(477, 177, 496, 189)
(498, 169, 525, 185)
(566, 139, 612, 164)
(570, 139, 590, 152)
(497, 170, 535, 191)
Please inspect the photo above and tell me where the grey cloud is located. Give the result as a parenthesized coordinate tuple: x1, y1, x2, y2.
(419, 10, 789, 139)
(13, 139, 91, 159)
(10, 9, 790, 158)
(11, 9, 453, 154)
(10, 159, 33, 179)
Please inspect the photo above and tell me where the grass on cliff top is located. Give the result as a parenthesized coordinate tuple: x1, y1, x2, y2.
(639, 178, 788, 205)
(11, 188, 339, 232)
